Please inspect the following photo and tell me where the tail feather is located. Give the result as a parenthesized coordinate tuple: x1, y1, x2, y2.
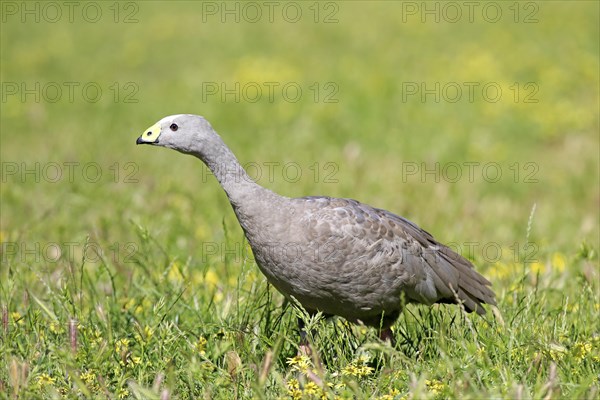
(428, 245, 496, 314)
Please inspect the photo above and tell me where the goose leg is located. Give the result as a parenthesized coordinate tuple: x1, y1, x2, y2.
(298, 317, 313, 356)
(374, 311, 399, 347)
(379, 327, 396, 346)
(297, 311, 331, 356)
(297, 315, 326, 381)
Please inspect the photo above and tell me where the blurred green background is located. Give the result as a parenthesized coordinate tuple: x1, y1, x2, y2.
(2, 1, 597, 258)
(1, 1, 598, 397)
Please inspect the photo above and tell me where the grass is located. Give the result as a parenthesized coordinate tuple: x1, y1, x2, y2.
(1, 1, 599, 399)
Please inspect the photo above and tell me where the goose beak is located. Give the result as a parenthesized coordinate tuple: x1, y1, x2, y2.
(136, 122, 161, 145)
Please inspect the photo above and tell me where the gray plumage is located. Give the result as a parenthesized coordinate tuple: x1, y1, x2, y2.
(137, 114, 496, 334)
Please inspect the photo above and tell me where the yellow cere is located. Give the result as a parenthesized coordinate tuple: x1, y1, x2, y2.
(139, 122, 161, 143)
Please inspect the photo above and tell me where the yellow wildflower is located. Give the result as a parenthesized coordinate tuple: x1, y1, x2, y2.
(196, 336, 208, 355)
(168, 261, 185, 283)
(144, 325, 154, 340)
(341, 357, 374, 377)
(378, 388, 402, 400)
(79, 369, 100, 392)
(117, 388, 130, 399)
(286, 378, 302, 400)
(49, 321, 64, 334)
(135, 298, 152, 315)
(573, 342, 592, 360)
(489, 262, 516, 280)
(425, 379, 445, 395)
(357, 365, 374, 376)
(115, 338, 130, 354)
(530, 261, 546, 275)
(80, 370, 95, 385)
(331, 381, 346, 391)
(477, 347, 486, 357)
(135, 326, 154, 343)
(551, 252, 566, 272)
(123, 298, 135, 310)
(201, 362, 215, 372)
(205, 269, 220, 287)
(11, 312, 24, 325)
(286, 354, 312, 374)
(37, 373, 56, 386)
(89, 329, 103, 348)
(549, 343, 566, 361)
(568, 303, 580, 312)
(304, 381, 320, 395)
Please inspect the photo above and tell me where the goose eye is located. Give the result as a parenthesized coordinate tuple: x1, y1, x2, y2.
(170, 123, 178, 131)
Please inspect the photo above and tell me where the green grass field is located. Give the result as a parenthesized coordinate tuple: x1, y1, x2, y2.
(1, 1, 598, 398)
